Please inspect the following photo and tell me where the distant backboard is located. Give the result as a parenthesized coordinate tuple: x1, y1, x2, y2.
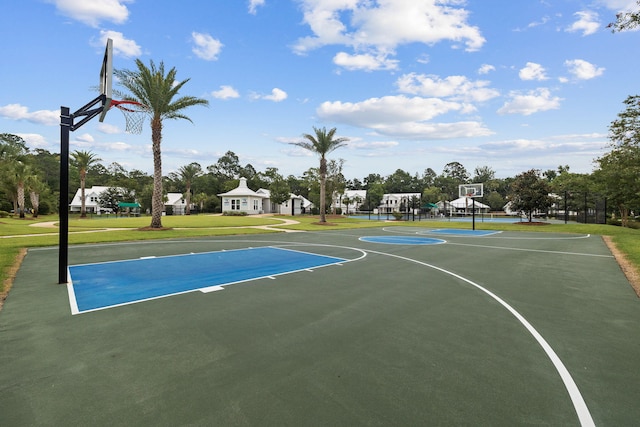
(459, 183, 484, 198)
(98, 38, 113, 122)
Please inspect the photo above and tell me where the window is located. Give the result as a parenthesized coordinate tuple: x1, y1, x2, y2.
(253, 200, 259, 210)
(231, 199, 241, 210)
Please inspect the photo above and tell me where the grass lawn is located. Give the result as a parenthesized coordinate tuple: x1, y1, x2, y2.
(2, 213, 640, 302)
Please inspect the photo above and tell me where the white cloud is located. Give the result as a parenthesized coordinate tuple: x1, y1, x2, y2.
(191, 32, 223, 61)
(348, 140, 399, 150)
(17, 133, 50, 149)
(498, 88, 562, 116)
(212, 85, 240, 100)
(566, 11, 601, 36)
(478, 64, 495, 75)
(519, 62, 548, 81)
(76, 133, 95, 143)
(564, 59, 605, 80)
(248, 0, 265, 14)
(318, 96, 461, 125)
(254, 88, 288, 102)
(396, 73, 500, 103)
(478, 135, 606, 157)
(50, 0, 131, 27)
(597, 1, 638, 12)
(316, 95, 492, 139)
(97, 122, 121, 134)
(293, 0, 485, 67)
(96, 30, 141, 58)
(0, 104, 59, 126)
(333, 52, 398, 71)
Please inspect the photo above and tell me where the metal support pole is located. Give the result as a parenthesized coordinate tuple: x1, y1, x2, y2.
(472, 198, 476, 230)
(59, 107, 71, 284)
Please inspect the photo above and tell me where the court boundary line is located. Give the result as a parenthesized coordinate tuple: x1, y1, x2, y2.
(381, 226, 591, 240)
(364, 247, 595, 427)
(447, 242, 614, 258)
(67, 245, 366, 315)
(50, 237, 594, 425)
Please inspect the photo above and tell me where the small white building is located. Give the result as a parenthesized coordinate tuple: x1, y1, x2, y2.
(334, 189, 367, 214)
(70, 186, 117, 213)
(165, 193, 188, 215)
(378, 193, 422, 213)
(256, 188, 308, 215)
(218, 178, 266, 215)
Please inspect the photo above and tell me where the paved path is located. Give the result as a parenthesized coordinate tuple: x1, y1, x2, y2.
(1, 216, 304, 239)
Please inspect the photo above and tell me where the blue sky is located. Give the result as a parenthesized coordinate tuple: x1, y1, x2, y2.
(1, 0, 639, 180)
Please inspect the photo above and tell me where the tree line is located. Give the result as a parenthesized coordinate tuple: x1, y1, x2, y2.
(2, 90, 639, 227)
(1, 6, 639, 226)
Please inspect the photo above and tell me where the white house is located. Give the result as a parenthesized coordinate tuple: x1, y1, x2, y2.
(256, 188, 308, 215)
(378, 193, 422, 214)
(334, 189, 367, 214)
(165, 193, 188, 215)
(70, 186, 116, 213)
(218, 177, 266, 215)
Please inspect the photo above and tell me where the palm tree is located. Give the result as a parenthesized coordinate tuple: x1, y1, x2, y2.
(71, 150, 101, 218)
(26, 174, 45, 218)
(291, 127, 349, 223)
(114, 60, 208, 228)
(13, 161, 32, 219)
(178, 162, 202, 215)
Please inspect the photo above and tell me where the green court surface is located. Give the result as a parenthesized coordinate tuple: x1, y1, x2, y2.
(1, 227, 639, 426)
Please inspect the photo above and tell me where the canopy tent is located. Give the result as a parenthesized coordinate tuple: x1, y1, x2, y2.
(422, 202, 439, 209)
(117, 202, 141, 208)
(448, 197, 489, 210)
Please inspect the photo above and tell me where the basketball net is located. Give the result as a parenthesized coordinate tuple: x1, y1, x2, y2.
(110, 100, 149, 134)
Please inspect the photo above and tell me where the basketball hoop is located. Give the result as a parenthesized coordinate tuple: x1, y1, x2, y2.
(110, 100, 149, 134)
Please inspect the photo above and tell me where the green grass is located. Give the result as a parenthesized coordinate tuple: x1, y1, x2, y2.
(68, 214, 283, 229)
(2, 214, 640, 297)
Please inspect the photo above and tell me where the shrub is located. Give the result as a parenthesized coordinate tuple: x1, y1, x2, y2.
(0, 210, 9, 218)
(222, 211, 247, 216)
(391, 212, 404, 221)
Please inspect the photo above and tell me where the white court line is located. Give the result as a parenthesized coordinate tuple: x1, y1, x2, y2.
(54, 237, 595, 425)
(365, 248, 596, 427)
(447, 242, 613, 258)
(381, 226, 591, 240)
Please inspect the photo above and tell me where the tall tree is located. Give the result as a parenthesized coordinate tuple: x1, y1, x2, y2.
(290, 127, 349, 223)
(71, 150, 102, 218)
(209, 151, 241, 181)
(13, 161, 32, 218)
(443, 161, 469, 182)
(26, 174, 45, 218)
(508, 169, 553, 222)
(177, 162, 202, 215)
(269, 174, 292, 209)
(595, 96, 640, 226)
(114, 59, 209, 228)
(608, 1, 640, 32)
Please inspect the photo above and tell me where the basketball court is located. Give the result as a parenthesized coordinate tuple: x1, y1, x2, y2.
(2, 226, 639, 426)
(9, 38, 635, 426)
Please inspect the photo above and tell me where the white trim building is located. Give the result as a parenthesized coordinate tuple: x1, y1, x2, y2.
(256, 189, 310, 215)
(334, 189, 367, 214)
(165, 193, 188, 215)
(378, 193, 422, 214)
(70, 186, 116, 213)
(218, 178, 266, 215)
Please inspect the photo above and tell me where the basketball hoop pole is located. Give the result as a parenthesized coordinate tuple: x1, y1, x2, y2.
(472, 198, 476, 230)
(58, 95, 106, 284)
